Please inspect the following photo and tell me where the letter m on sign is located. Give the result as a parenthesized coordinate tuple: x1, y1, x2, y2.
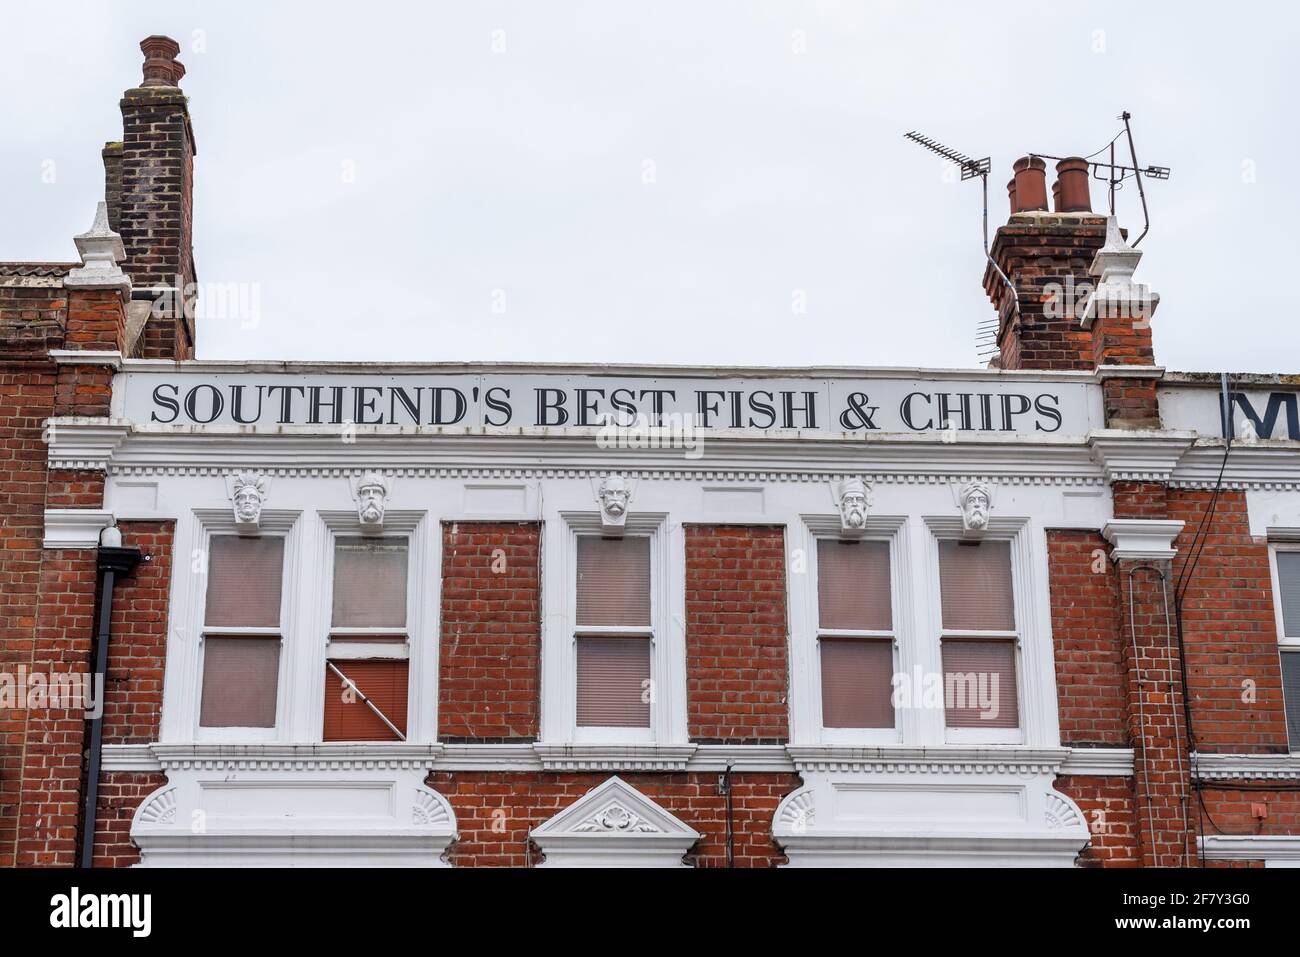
(1232, 392, 1300, 440)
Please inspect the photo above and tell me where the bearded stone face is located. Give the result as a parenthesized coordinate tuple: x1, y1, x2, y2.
(840, 491, 868, 529)
(963, 488, 990, 529)
(358, 484, 386, 524)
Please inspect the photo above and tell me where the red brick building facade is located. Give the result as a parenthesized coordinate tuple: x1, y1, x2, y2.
(3, 37, 1300, 868)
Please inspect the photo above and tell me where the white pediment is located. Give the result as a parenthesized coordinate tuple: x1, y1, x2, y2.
(530, 776, 701, 867)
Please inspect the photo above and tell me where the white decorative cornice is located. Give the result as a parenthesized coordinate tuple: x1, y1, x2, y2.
(1102, 518, 1185, 562)
(1199, 834, 1300, 862)
(784, 745, 1071, 775)
(118, 356, 1106, 382)
(47, 349, 124, 369)
(1191, 753, 1300, 781)
(533, 743, 697, 772)
(1088, 429, 1194, 483)
(103, 741, 801, 775)
(1059, 747, 1135, 777)
(1095, 364, 1165, 381)
(42, 509, 114, 549)
(99, 742, 1125, 777)
(1170, 443, 1300, 490)
(64, 202, 131, 295)
(148, 742, 444, 771)
(46, 419, 130, 472)
(100, 744, 162, 772)
(82, 419, 1108, 485)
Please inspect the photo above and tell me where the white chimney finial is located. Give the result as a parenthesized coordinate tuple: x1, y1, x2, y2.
(65, 201, 131, 294)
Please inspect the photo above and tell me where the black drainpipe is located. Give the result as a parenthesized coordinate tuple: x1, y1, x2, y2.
(719, 762, 735, 868)
(79, 540, 142, 869)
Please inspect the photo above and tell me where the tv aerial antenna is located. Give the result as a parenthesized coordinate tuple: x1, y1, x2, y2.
(903, 130, 1014, 363)
(1029, 111, 1170, 248)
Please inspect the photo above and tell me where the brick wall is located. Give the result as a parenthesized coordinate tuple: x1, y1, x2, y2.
(1055, 776, 1140, 866)
(438, 522, 541, 741)
(684, 526, 789, 744)
(1047, 530, 1128, 747)
(15, 550, 98, 866)
(1111, 480, 1169, 519)
(120, 84, 196, 360)
(1170, 489, 1287, 753)
(102, 521, 174, 745)
(91, 771, 166, 867)
(428, 770, 801, 867)
(0, 362, 56, 867)
(985, 215, 1108, 371)
(1198, 784, 1300, 839)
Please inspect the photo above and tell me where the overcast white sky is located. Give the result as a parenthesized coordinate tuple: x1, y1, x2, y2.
(1, 2, 1296, 372)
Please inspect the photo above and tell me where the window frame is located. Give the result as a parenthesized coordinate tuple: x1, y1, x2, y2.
(312, 511, 430, 743)
(543, 511, 681, 746)
(812, 534, 903, 744)
(927, 523, 1028, 746)
(188, 509, 300, 743)
(791, 515, 909, 746)
(1268, 541, 1300, 752)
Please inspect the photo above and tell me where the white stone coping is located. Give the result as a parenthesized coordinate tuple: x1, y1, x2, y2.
(102, 742, 1137, 776)
(42, 509, 114, 549)
(1102, 518, 1186, 561)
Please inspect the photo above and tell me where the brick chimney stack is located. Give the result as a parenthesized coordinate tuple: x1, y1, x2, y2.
(985, 156, 1109, 371)
(113, 35, 197, 359)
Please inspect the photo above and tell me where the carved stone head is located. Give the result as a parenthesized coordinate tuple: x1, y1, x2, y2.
(959, 481, 993, 532)
(230, 471, 267, 528)
(596, 474, 633, 532)
(834, 477, 871, 537)
(355, 470, 389, 527)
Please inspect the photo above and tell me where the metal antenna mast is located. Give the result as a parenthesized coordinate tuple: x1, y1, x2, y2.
(1030, 111, 1170, 246)
(903, 131, 1015, 363)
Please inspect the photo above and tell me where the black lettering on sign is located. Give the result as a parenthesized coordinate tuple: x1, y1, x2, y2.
(900, 392, 933, 430)
(1034, 394, 1061, 432)
(484, 387, 512, 427)
(575, 389, 605, 427)
(1233, 392, 1300, 440)
(536, 388, 568, 426)
(265, 385, 305, 424)
(390, 386, 423, 425)
(999, 393, 1031, 431)
(431, 388, 467, 426)
(747, 391, 776, 429)
(150, 383, 180, 423)
(229, 384, 264, 424)
(184, 384, 224, 424)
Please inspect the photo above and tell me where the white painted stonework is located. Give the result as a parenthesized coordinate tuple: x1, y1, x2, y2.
(530, 777, 700, 867)
(131, 745, 456, 867)
(774, 750, 1089, 867)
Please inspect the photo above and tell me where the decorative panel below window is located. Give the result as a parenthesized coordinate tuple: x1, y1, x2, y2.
(323, 660, 409, 741)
